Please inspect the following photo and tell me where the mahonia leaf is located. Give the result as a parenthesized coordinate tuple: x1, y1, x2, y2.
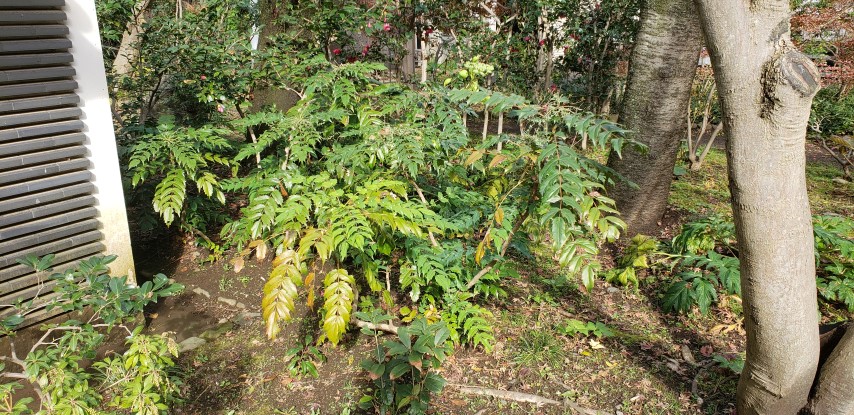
(152, 168, 187, 227)
(262, 258, 303, 339)
(323, 269, 355, 345)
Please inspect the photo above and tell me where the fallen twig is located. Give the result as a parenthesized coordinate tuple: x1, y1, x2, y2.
(354, 319, 398, 335)
(451, 384, 561, 407)
(451, 384, 611, 414)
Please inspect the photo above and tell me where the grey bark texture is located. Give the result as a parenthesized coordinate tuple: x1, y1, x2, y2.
(808, 326, 854, 414)
(605, 0, 703, 236)
(253, 0, 301, 111)
(692, 1, 822, 413)
(111, 0, 151, 78)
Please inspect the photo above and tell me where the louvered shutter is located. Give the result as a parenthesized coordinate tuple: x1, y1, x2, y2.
(0, 0, 105, 325)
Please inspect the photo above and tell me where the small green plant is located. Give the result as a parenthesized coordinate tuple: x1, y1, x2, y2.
(357, 312, 451, 415)
(514, 330, 565, 366)
(605, 234, 660, 286)
(814, 215, 854, 310)
(284, 335, 326, 378)
(557, 319, 616, 338)
(663, 251, 742, 315)
(94, 329, 182, 413)
(670, 215, 736, 255)
(218, 275, 234, 292)
(713, 353, 745, 374)
(438, 293, 495, 352)
(662, 214, 854, 314)
(0, 255, 184, 414)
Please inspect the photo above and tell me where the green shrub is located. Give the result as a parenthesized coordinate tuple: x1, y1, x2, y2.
(357, 313, 451, 415)
(811, 85, 854, 137)
(0, 255, 184, 414)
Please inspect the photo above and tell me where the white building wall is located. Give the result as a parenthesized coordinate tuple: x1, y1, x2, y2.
(64, 0, 135, 281)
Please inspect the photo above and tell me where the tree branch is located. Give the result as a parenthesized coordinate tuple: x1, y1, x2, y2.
(409, 180, 439, 247)
(235, 105, 262, 167)
(466, 208, 529, 290)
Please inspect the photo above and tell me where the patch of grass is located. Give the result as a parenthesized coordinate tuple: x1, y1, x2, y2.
(806, 162, 854, 215)
(670, 148, 854, 217)
(670, 149, 731, 217)
(514, 329, 565, 367)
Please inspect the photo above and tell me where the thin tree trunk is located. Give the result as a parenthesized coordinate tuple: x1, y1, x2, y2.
(252, 0, 301, 111)
(605, 0, 703, 236)
(692, 1, 822, 413)
(111, 0, 152, 77)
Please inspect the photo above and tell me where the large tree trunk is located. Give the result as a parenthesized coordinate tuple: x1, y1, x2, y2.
(692, 1, 823, 413)
(605, 0, 703, 236)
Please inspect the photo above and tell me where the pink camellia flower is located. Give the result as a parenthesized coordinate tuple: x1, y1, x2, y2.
(333, 48, 342, 55)
(383, 23, 391, 32)
(539, 39, 546, 46)
(216, 104, 225, 113)
(523, 36, 531, 42)
(200, 75, 207, 80)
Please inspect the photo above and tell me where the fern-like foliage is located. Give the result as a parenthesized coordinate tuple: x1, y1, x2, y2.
(128, 117, 233, 228)
(195, 56, 631, 344)
(439, 293, 495, 352)
(322, 269, 356, 345)
(262, 250, 304, 339)
(671, 215, 736, 255)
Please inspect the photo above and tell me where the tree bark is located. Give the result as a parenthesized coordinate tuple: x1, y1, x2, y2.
(692, 1, 823, 413)
(808, 325, 854, 414)
(605, 0, 703, 236)
(253, 0, 301, 111)
(111, 0, 152, 78)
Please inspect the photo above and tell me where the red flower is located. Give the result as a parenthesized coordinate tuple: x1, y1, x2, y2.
(539, 39, 546, 46)
(383, 23, 391, 32)
(200, 75, 207, 80)
(333, 48, 342, 55)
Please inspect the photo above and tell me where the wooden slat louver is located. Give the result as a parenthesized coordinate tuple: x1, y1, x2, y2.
(0, 0, 104, 326)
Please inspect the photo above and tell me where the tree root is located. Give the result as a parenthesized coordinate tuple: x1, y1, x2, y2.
(450, 384, 610, 414)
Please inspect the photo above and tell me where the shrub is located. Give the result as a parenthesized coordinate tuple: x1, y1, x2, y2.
(0, 255, 184, 414)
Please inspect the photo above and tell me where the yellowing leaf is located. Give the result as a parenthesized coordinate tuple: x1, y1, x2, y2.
(255, 242, 269, 261)
(475, 240, 486, 265)
(465, 150, 484, 167)
(232, 257, 245, 273)
(488, 154, 508, 168)
(322, 269, 355, 345)
(494, 207, 504, 225)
